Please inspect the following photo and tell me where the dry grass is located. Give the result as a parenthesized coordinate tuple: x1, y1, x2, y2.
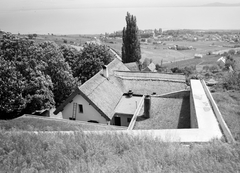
(212, 91, 240, 141)
(0, 131, 239, 173)
(134, 97, 190, 130)
(105, 39, 233, 65)
(0, 116, 124, 131)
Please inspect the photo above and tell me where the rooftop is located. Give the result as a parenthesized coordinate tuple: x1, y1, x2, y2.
(134, 97, 190, 130)
(114, 95, 142, 115)
(55, 58, 187, 120)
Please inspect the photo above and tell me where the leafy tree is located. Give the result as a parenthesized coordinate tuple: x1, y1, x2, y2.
(225, 54, 236, 70)
(60, 44, 80, 71)
(33, 33, 37, 38)
(39, 41, 76, 106)
(0, 33, 54, 118)
(122, 12, 141, 63)
(73, 44, 113, 83)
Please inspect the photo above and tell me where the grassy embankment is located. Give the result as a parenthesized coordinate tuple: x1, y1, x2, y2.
(0, 116, 124, 131)
(212, 91, 240, 141)
(0, 130, 240, 173)
(134, 97, 190, 130)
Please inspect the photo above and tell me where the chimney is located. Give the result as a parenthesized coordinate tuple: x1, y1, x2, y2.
(144, 95, 151, 118)
(127, 90, 133, 97)
(102, 65, 109, 78)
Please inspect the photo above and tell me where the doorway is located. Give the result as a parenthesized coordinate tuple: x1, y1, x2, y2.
(114, 117, 121, 126)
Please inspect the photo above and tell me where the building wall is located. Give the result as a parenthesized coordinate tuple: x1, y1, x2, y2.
(190, 90, 198, 128)
(62, 94, 107, 124)
(111, 114, 133, 127)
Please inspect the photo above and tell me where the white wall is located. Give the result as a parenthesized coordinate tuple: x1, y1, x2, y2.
(62, 94, 107, 124)
(190, 92, 198, 128)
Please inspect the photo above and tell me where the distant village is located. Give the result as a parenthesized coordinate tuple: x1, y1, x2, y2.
(105, 28, 240, 44)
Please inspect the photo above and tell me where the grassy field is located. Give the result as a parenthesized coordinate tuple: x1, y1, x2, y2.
(134, 97, 190, 130)
(0, 116, 125, 131)
(212, 91, 240, 141)
(105, 39, 234, 65)
(20, 34, 94, 46)
(0, 131, 239, 173)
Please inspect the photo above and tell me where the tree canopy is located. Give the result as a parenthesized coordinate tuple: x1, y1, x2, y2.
(0, 33, 55, 118)
(0, 32, 115, 118)
(122, 12, 141, 63)
(73, 43, 113, 84)
(0, 33, 77, 118)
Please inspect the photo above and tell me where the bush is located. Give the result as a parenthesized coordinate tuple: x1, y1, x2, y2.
(223, 71, 240, 91)
(171, 67, 184, 73)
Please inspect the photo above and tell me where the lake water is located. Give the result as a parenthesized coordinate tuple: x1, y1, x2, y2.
(0, 7, 240, 34)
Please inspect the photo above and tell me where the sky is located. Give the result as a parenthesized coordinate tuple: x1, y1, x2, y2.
(1, 0, 240, 10)
(1, 0, 240, 34)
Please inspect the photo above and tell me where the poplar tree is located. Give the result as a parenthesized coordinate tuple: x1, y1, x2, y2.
(122, 12, 141, 63)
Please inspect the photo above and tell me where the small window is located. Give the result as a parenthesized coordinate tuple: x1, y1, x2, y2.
(127, 118, 132, 123)
(78, 104, 83, 113)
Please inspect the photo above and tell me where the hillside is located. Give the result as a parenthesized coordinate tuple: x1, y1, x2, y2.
(0, 115, 125, 131)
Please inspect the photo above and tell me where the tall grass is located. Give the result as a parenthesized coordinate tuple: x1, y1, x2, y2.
(0, 130, 240, 173)
(212, 91, 240, 141)
(0, 116, 123, 131)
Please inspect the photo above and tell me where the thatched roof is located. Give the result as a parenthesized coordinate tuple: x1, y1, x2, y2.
(55, 59, 186, 120)
(54, 58, 129, 120)
(124, 62, 140, 71)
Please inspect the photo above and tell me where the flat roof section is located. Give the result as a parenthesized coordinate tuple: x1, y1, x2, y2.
(114, 95, 142, 115)
(134, 97, 190, 130)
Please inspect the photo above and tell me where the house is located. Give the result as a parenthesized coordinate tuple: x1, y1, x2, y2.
(54, 58, 186, 127)
(142, 62, 156, 72)
(194, 54, 203, 58)
(124, 62, 141, 71)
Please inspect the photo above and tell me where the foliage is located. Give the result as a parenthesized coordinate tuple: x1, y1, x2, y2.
(0, 33, 55, 118)
(209, 64, 220, 73)
(171, 67, 184, 73)
(73, 43, 113, 84)
(39, 41, 76, 106)
(122, 12, 141, 63)
(225, 54, 236, 70)
(228, 49, 235, 55)
(212, 91, 240, 141)
(60, 44, 80, 70)
(0, 131, 240, 173)
(156, 64, 168, 72)
(222, 71, 240, 91)
(0, 33, 78, 117)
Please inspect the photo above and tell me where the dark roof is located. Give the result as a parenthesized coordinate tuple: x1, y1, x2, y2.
(124, 62, 140, 71)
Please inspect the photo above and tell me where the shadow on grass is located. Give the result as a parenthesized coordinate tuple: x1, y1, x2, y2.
(136, 115, 148, 122)
(177, 97, 191, 128)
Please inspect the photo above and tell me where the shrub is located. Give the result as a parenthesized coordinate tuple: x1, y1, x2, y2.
(223, 71, 240, 91)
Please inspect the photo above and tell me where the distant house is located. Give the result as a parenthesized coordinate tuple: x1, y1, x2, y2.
(143, 62, 156, 72)
(54, 58, 186, 127)
(194, 54, 203, 58)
